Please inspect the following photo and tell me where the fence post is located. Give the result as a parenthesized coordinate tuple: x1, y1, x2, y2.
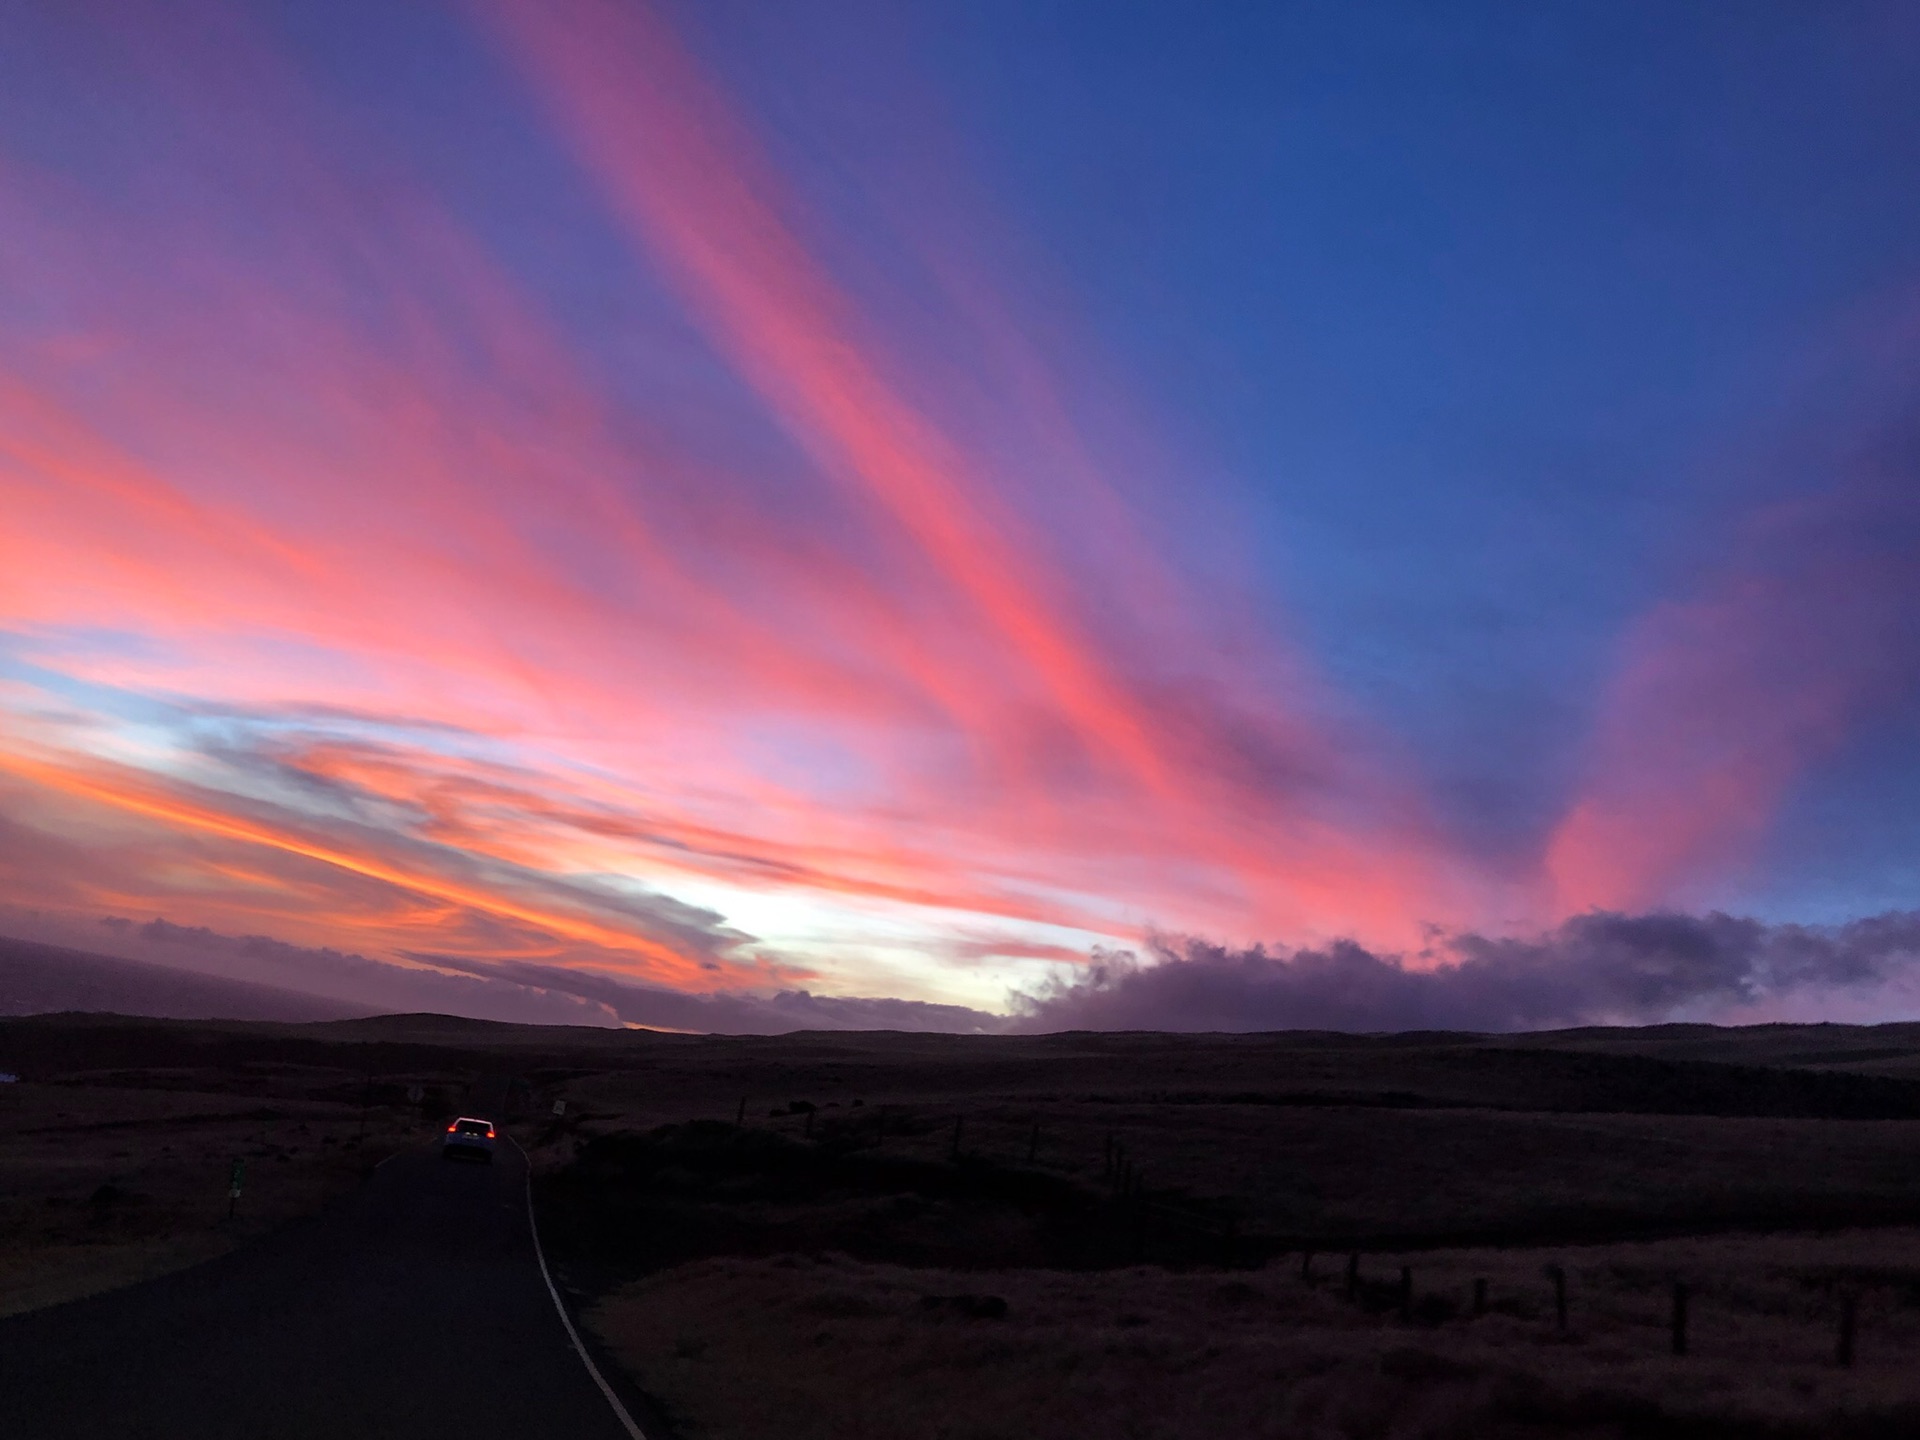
(1473, 1277, 1487, 1316)
(950, 1115, 963, 1159)
(1671, 1281, 1689, 1356)
(1547, 1265, 1567, 1333)
(1346, 1252, 1360, 1299)
(1301, 1250, 1314, 1283)
(1399, 1266, 1413, 1321)
(1027, 1120, 1040, 1165)
(1837, 1292, 1857, 1369)
(735, 1097, 747, 1127)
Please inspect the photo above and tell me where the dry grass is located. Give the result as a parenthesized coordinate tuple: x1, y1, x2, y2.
(540, 1089, 1920, 1246)
(0, 1074, 421, 1317)
(588, 1231, 1920, 1440)
(528, 1027, 1920, 1244)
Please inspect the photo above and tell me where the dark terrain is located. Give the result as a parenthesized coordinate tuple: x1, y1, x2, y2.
(0, 1145, 639, 1440)
(11, 1011, 1920, 1436)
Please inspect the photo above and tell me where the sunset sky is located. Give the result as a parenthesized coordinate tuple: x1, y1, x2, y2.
(4, 1, 1919, 1028)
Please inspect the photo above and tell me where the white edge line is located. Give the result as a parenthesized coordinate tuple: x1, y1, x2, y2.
(511, 1137, 649, 1440)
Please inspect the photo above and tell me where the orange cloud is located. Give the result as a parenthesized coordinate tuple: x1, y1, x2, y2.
(0, 746, 755, 988)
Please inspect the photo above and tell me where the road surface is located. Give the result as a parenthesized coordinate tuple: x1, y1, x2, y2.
(0, 1141, 644, 1439)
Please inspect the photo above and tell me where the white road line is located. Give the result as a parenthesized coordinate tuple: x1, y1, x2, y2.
(510, 1138, 648, 1440)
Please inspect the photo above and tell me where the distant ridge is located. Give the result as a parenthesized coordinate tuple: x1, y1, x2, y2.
(0, 934, 368, 1023)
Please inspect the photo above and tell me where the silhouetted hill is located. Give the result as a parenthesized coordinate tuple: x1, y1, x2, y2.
(0, 935, 367, 1024)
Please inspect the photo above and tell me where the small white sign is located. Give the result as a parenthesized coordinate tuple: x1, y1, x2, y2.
(552, 1099, 567, 1117)
(0, 1072, 17, 1084)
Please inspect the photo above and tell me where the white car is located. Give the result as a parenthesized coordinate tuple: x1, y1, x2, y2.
(441, 1116, 497, 1163)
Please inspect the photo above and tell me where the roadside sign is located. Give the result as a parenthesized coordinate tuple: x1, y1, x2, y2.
(552, 1099, 567, 1117)
(406, 1084, 424, 1103)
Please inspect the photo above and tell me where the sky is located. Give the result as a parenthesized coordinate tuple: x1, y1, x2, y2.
(2, 0, 1919, 1031)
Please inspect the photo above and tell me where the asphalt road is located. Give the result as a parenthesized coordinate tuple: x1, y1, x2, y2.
(0, 1140, 641, 1439)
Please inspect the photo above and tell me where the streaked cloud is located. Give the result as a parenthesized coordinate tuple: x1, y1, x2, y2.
(1549, 466, 1920, 914)
(1, 1, 1916, 1026)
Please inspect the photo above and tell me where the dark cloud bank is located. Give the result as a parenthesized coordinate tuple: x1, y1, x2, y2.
(1009, 911, 1920, 1033)
(408, 951, 1002, 1034)
(6, 908, 1920, 1034)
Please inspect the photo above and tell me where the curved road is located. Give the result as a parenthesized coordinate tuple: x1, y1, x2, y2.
(0, 1143, 642, 1439)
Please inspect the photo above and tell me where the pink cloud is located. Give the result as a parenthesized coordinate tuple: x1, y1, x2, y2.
(1548, 475, 1920, 913)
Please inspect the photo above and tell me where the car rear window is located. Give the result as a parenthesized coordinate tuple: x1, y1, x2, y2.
(455, 1120, 491, 1135)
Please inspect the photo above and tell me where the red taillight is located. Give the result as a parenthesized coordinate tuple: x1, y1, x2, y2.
(486, 1128, 495, 1139)
(446, 1124, 457, 1132)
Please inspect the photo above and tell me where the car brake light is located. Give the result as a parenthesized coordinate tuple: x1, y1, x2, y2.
(486, 1128, 495, 1138)
(446, 1124, 457, 1132)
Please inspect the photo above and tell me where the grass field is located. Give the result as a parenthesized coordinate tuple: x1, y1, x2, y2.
(13, 1013, 1920, 1434)
(588, 1232, 1920, 1440)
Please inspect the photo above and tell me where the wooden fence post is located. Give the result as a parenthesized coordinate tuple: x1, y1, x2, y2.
(735, 1097, 747, 1127)
(1399, 1266, 1413, 1321)
(1473, 1278, 1487, 1316)
(1301, 1249, 1314, 1283)
(1671, 1281, 1689, 1356)
(1837, 1292, 1857, 1369)
(1547, 1265, 1567, 1332)
(1346, 1252, 1360, 1299)
(1027, 1120, 1039, 1165)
